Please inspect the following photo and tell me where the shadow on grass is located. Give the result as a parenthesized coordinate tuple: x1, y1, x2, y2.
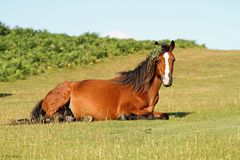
(167, 112, 192, 118)
(0, 93, 13, 98)
(6, 118, 33, 126)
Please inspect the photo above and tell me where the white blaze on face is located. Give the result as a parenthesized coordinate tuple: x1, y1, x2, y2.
(163, 52, 170, 85)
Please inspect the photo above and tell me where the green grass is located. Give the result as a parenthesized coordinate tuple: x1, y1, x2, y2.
(0, 48, 240, 159)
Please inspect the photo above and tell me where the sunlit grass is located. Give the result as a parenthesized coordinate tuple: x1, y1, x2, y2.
(0, 48, 240, 159)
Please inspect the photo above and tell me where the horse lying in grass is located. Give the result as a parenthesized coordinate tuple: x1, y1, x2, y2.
(31, 41, 176, 123)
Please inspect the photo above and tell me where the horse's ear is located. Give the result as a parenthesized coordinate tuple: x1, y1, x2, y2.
(154, 41, 160, 45)
(170, 40, 175, 51)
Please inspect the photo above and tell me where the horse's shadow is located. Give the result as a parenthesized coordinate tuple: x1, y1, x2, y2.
(167, 112, 192, 118)
(0, 93, 13, 98)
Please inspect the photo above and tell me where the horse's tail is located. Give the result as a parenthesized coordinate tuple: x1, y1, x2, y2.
(31, 99, 45, 123)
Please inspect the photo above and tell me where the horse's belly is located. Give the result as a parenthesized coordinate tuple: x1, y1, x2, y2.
(70, 80, 120, 120)
(70, 97, 119, 120)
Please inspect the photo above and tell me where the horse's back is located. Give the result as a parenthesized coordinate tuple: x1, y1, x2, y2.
(70, 79, 122, 120)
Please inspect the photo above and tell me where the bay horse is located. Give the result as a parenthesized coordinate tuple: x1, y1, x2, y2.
(31, 40, 176, 122)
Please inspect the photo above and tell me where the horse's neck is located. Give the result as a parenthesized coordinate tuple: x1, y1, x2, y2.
(148, 75, 162, 101)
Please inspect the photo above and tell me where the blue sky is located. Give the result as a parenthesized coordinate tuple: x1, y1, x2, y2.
(1, 0, 240, 50)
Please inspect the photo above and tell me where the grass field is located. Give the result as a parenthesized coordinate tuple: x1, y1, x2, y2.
(0, 48, 240, 159)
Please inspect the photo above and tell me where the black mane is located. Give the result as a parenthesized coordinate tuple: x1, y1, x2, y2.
(114, 56, 158, 92)
(114, 43, 170, 92)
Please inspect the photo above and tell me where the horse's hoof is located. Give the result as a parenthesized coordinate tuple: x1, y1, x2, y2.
(159, 113, 169, 120)
(65, 116, 75, 122)
(118, 114, 127, 121)
(82, 115, 94, 122)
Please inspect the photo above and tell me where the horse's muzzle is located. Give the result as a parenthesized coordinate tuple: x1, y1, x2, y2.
(163, 83, 172, 87)
(162, 75, 173, 87)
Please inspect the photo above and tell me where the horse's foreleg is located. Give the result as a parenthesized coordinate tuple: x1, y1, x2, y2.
(120, 108, 154, 120)
(143, 94, 169, 120)
(141, 94, 159, 113)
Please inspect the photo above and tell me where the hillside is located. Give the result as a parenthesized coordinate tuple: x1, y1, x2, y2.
(0, 22, 205, 81)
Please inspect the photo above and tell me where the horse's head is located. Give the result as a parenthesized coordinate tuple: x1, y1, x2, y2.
(154, 40, 175, 87)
